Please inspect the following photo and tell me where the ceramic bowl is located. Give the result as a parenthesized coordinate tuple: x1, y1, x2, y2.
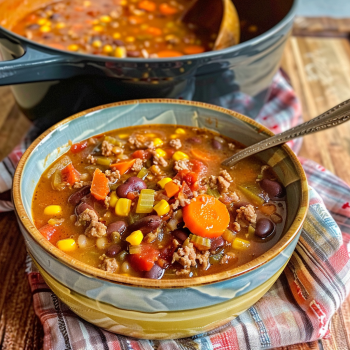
(13, 99, 309, 339)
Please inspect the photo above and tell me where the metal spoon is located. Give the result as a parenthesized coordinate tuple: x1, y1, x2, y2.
(181, 0, 240, 50)
(222, 98, 350, 167)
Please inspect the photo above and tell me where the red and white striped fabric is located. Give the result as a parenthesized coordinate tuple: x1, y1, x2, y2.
(2, 71, 350, 350)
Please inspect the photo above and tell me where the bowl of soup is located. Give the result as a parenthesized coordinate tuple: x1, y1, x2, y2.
(0, 0, 298, 128)
(13, 99, 308, 339)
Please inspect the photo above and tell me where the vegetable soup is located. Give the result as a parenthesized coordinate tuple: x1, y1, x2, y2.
(32, 125, 287, 279)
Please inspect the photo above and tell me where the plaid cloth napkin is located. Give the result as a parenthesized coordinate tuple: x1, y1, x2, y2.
(1, 71, 350, 350)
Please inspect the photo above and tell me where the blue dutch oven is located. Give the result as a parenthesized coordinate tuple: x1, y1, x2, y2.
(0, 0, 298, 128)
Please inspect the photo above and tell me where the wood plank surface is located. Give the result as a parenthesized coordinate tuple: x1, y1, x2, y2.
(1, 35, 350, 350)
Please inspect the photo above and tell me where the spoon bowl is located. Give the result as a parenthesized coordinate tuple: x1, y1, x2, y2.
(181, 0, 240, 50)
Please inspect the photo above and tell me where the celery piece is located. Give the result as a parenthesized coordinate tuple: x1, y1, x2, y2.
(238, 184, 265, 206)
(129, 245, 142, 254)
(189, 234, 211, 250)
(247, 225, 256, 239)
(104, 135, 122, 147)
(257, 174, 263, 179)
(222, 229, 236, 243)
(136, 189, 155, 214)
(96, 157, 112, 166)
(137, 167, 148, 179)
(209, 251, 224, 265)
(206, 188, 220, 198)
(128, 213, 140, 225)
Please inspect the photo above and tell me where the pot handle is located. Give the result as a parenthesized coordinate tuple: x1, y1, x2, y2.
(0, 44, 69, 86)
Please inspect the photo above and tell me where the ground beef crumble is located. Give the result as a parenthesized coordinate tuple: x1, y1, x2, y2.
(217, 176, 231, 193)
(73, 180, 91, 189)
(104, 170, 120, 183)
(220, 252, 236, 265)
(172, 243, 197, 269)
(131, 158, 144, 172)
(219, 169, 233, 182)
(152, 151, 168, 167)
(169, 138, 182, 149)
(86, 154, 96, 164)
(174, 159, 189, 171)
(100, 256, 118, 273)
(101, 140, 114, 157)
(196, 250, 210, 270)
(228, 143, 235, 150)
(75, 209, 107, 237)
(236, 204, 257, 224)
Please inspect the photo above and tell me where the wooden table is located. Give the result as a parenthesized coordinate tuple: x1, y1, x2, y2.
(1, 34, 350, 349)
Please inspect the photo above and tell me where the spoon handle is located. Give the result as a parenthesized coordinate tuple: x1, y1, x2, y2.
(222, 98, 350, 167)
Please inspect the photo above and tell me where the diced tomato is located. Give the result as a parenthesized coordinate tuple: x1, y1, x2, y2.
(158, 245, 176, 268)
(165, 148, 175, 158)
(129, 243, 160, 271)
(61, 163, 81, 185)
(178, 181, 194, 199)
(184, 171, 199, 191)
(126, 191, 137, 200)
(132, 149, 151, 160)
(39, 224, 60, 242)
(190, 159, 207, 176)
(173, 169, 190, 183)
(70, 141, 88, 153)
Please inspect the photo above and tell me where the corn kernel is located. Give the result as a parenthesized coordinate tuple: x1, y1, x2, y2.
(175, 128, 186, 134)
(113, 32, 121, 39)
(153, 138, 163, 147)
(115, 198, 131, 216)
(57, 238, 77, 252)
(157, 177, 172, 189)
(118, 133, 129, 139)
(44, 205, 62, 216)
(232, 238, 251, 250)
(126, 230, 143, 245)
(155, 148, 166, 158)
(92, 40, 102, 48)
(109, 191, 118, 208)
(83, 0, 91, 6)
(93, 25, 104, 32)
(100, 15, 112, 23)
(126, 36, 135, 43)
(170, 134, 178, 139)
(96, 156, 112, 166)
(115, 46, 127, 58)
(103, 44, 113, 54)
(153, 199, 170, 216)
(37, 18, 48, 26)
(67, 44, 79, 51)
(40, 26, 51, 33)
(56, 22, 66, 29)
(172, 151, 189, 161)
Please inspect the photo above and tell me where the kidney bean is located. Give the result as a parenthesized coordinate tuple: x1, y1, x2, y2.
(212, 139, 223, 150)
(255, 218, 275, 238)
(113, 39, 124, 46)
(260, 179, 284, 198)
(68, 186, 91, 206)
(75, 202, 95, 216)
(144, 263, 164, 279)
(172, 229, 189, 243)
(116, 177, 147, 198)
(210, 236, 225, 252)
(186, 137, 202, 144)
(128, 215, 162, 234)
(107, 221, 126, 235)
(106, 244, 122, 258)
(127, 50, 140, 57)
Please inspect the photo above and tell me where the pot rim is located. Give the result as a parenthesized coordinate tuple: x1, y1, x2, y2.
(13, 98, 309, 288)
(0, 0, 299, 64)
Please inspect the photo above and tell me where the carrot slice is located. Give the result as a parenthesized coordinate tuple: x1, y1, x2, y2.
(110, 159, 136, 175)
(157, 50, 183, 58)
(61, 163, 80, 185)
(146, 27, 162, 36)
(183, 195, 230, 238)
(164, 181, 180, 198)
(91, 168, 110, 200)
(183, 45, 205, 55)
(190, 149, 216, 162)
(138, 0, 156, 12)
(159, 3, 178, 15)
